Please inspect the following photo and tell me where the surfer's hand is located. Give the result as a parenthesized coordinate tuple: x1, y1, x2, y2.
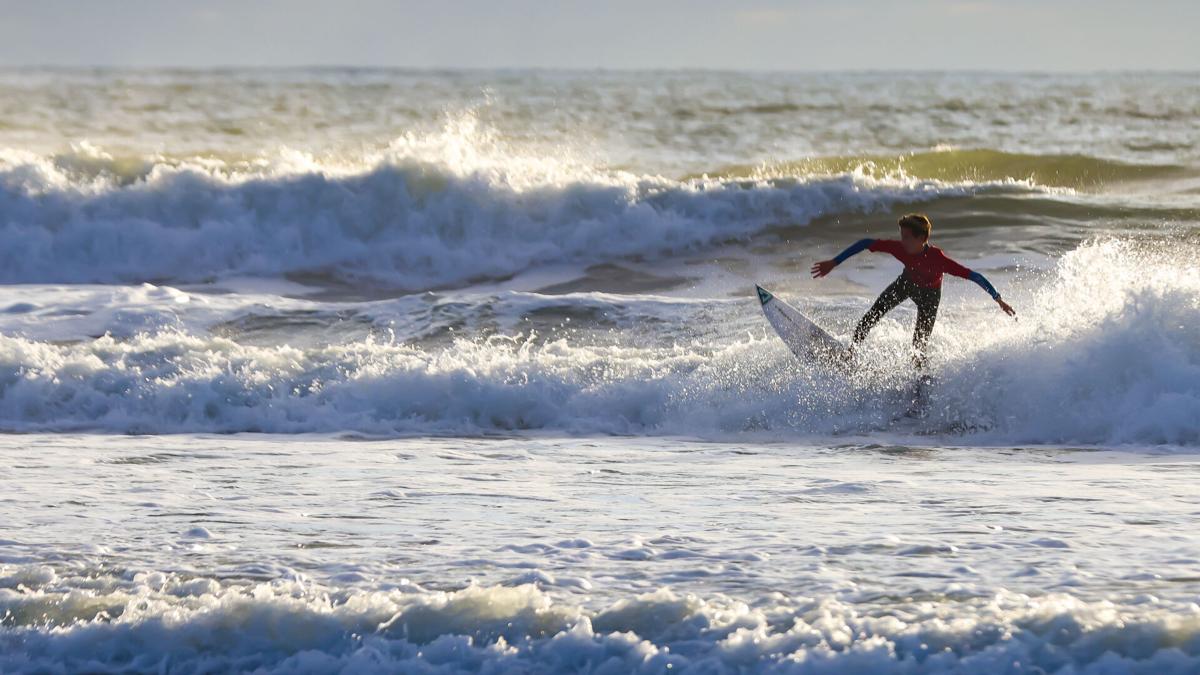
(810, 260, 837, 278)
(997, 298, 1016, 317)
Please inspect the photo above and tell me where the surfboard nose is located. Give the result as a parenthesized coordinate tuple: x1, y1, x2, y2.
(755, 285, 773, 305)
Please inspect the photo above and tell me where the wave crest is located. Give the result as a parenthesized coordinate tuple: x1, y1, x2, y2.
(0, 158, 990, 290)
(702, 148, 1195, 190)
(0, 240, 1195, 445)
(0, 120, 1036, 290)
(2, 572, 1198, 673)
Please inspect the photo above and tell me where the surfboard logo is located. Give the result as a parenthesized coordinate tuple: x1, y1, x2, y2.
(755, 285, 773, 305)
(756, 281, 846, 365)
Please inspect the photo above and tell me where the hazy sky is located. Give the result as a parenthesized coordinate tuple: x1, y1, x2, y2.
(1, 0, 1196, 71)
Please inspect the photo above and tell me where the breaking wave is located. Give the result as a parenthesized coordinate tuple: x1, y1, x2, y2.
(1, 570, 1198, 674)
(702, 148, 1197, 190)
(0, 240, 1194, 446)
(0, 119, 1059, 291)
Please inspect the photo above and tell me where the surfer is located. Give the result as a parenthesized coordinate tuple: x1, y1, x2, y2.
(810, 213, 1015, 368)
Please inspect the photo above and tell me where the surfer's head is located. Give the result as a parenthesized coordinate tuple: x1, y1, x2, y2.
(898, 213, 931, 253)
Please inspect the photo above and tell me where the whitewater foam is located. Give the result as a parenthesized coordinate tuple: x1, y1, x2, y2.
(2, 575, 1198, 674)
(0, 240, 1192, 445)
(0, 112, 1050, 290)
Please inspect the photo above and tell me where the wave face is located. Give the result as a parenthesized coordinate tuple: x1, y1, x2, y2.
(0, 240, 1194, 445)
(0, 144, 1000, 289)
(704, 148, 1197, 190)
(2, 139, 1192, 290)
(2, 575, 1198, 674)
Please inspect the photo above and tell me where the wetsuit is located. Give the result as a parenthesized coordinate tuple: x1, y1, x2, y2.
(833, 238, 1001, 367)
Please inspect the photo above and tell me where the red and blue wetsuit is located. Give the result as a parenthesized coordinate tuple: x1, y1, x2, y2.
(833, 238, 1001, 365)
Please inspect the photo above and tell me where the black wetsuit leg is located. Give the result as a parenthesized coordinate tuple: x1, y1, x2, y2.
(910, 285, 941, 369)
(854, 274, 943, 369)
(852, 275, 910, 344)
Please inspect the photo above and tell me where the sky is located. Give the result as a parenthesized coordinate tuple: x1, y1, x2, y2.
(0, 0, 1196, 71)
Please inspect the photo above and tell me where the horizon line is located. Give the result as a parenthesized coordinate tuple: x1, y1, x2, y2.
(2, 64, 1198, 76)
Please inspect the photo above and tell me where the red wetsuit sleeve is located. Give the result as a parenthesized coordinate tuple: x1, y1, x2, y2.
(867, 239, 905, 260)
(937, 249, 974, 279)
(936, 248, 1002, 299)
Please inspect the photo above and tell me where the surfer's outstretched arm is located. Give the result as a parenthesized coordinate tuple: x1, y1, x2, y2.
(833, 238, 875, 264)
(942, 256, 1016, 317)
(966, 271, 1001, 300)
(810, 238, 875, 278)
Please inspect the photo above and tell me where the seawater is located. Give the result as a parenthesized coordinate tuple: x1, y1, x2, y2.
(0, 69, 1198, 673)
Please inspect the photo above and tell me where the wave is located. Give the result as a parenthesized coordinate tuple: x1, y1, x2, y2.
(699, 148, 1197, 191)
(0, 131, 1054, 290)
(0, 240, 1194, 445)
(2, 571, 1198, 673)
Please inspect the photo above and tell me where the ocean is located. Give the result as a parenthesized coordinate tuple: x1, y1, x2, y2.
(0, 68, 1197, 673)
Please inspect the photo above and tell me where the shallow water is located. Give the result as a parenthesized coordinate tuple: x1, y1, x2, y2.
(3, 435, 1199, 672)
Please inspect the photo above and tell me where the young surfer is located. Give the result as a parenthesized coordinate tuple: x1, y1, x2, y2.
(810, 213, 1015, 368)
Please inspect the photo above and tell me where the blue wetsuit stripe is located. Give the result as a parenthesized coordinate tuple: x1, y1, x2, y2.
(833, 238, 874, 265)
(968, 271, 1001, 300)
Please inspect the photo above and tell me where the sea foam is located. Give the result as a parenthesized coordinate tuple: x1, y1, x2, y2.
(0, 240, 1193, 446)
(1, 571, 1198, 674)
(0, 118, 1029, 290)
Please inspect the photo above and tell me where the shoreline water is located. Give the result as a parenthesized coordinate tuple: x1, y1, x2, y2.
(3, 434, 1199, 672)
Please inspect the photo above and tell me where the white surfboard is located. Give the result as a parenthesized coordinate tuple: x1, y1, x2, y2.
(756, 285, 846, 364)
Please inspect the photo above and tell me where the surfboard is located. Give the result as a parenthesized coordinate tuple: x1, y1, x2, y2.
(755, 285, 846, 364)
